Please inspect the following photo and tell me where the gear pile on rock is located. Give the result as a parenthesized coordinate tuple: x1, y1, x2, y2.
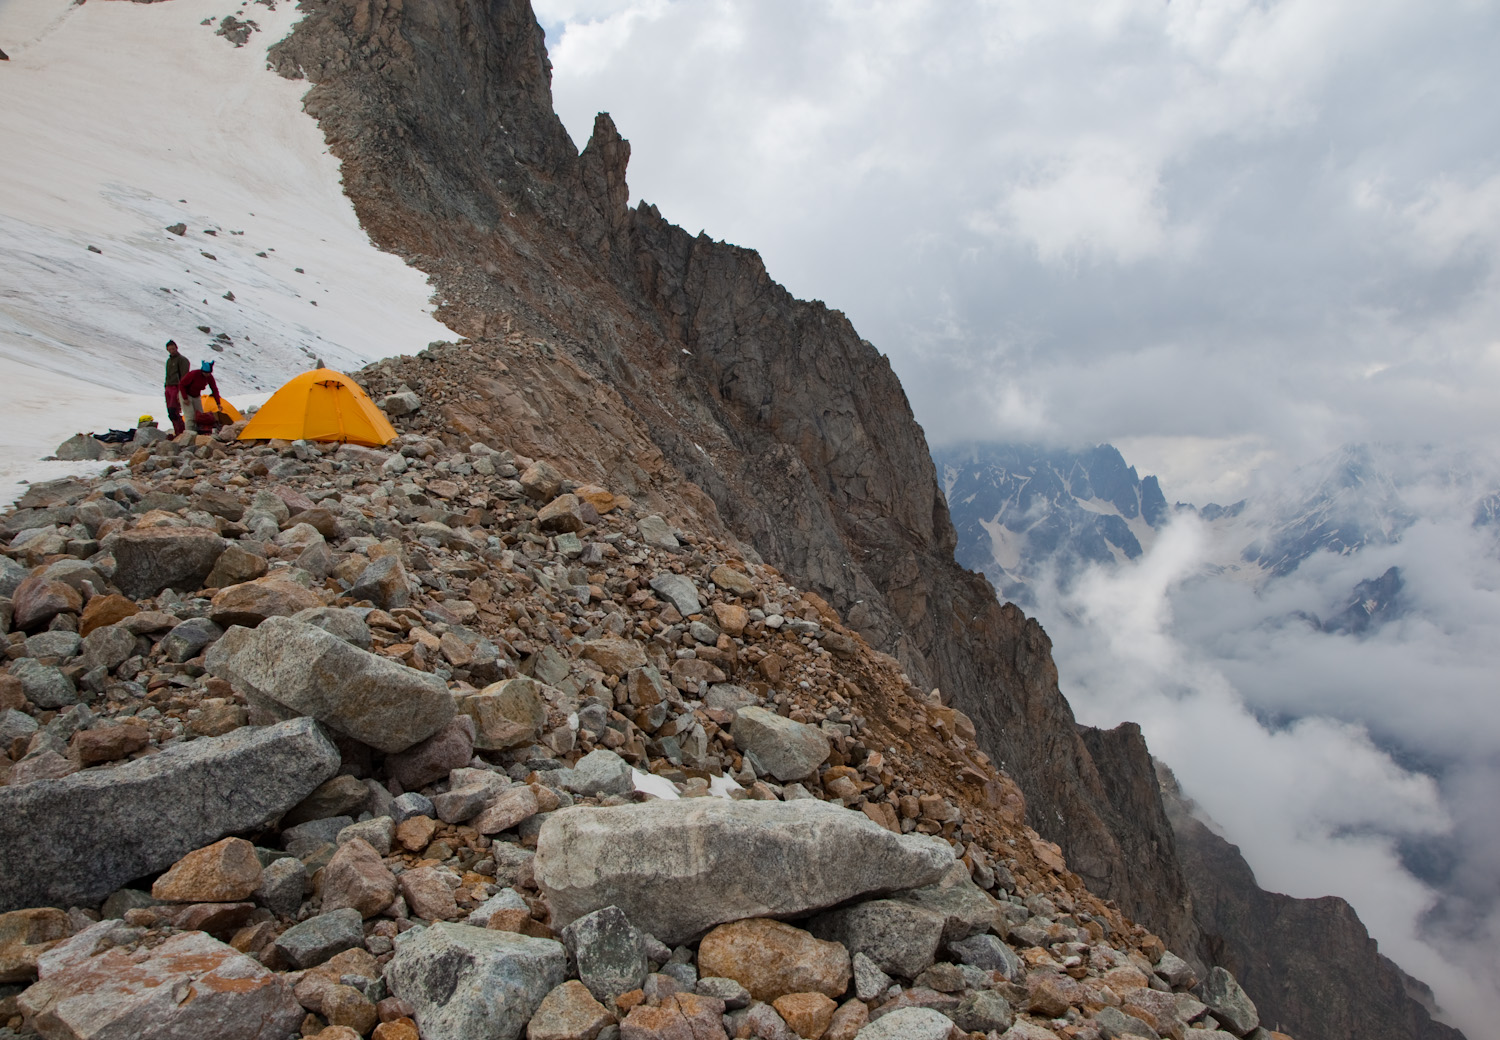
(0, 377, 1289, 1040)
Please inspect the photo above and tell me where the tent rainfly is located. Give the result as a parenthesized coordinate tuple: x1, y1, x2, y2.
(237, 368, 397, 446)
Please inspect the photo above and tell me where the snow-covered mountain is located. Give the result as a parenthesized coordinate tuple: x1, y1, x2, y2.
(935, 442, 1168, 603)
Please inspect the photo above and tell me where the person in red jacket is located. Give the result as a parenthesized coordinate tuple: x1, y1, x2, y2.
(176, 360, 223, 433)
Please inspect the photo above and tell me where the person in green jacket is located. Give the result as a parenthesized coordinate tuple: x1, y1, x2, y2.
(163, 340, 191, 435)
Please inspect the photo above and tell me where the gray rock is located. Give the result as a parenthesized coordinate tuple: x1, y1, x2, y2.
(810, 899, 948, 979)
(111, 527, 226, 599)
(18, 925, 303, 1040)
(695, 976, 751, 1009)
(560, 905, 648, 1003)
(10, 657, 78, 709)
(1095, 1007, 1158, 1038)
(381, 391, 422, 417)
(0, 558, 29, 598)
(491, 842, 537, 889)
(635, 516, 679, 550)
(853, 950, 893, 1002)
(730, 706, 830, 782)
(392, 791, 436, 824)
(946, 933, 1022, 980)
(561, 749, 635, 798)
(100, 888, 162, 920)
(536, 799, 953, 945)
(291, 606, 373, 650)
(254, 855, 308, 918)
(284, 774, 371, 826)
(0, 717, 338, 912)
(661, 962, 697, 989)
(854, 1007, 955, 1040)
(338, 816, 396, 855)
(386, 922, 568, 1040)
(1155, 949, 1198, 989)
(267, 907, 364, 968)
(0, 708, 39, 744)
(207, 616, 453, 753)
(1197, 967, 1259, 1036)
(282, 816, 354, 857)
(348, 554, 411, 610)
(951, 990, 1013, 1033)
(896, 861, 1001, 941)
(467, 887, 529, 927)
(54, 433, 106, 461)
(25, 630, 81, 659)
(703, 684, 759, 711)
(160, 617, 225, 662)
(387, 714, 476, 790)
(77, 624, 137, 672)
(647, 573, 699, 616)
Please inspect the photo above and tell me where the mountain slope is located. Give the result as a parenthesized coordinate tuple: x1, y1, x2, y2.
(268, 0, 1202, 956)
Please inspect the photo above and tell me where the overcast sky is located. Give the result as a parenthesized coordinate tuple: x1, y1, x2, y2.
(532, 3, 1500, 1033)
(534, 0, 1500, 502)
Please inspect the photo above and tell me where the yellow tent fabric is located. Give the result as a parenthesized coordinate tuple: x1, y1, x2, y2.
(200, 396, 243, 423)
(237, 368, 397, 446)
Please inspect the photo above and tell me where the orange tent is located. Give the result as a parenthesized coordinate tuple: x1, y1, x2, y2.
(237, 368, 397, 446)
(200, 396, 243, 423)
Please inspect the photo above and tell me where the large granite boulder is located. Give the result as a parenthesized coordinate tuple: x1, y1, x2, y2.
(0, 718, 338, 912)
(206, 616, 453, 753)
(535, 799, 953, 944)
(19, 921, 302, 1039)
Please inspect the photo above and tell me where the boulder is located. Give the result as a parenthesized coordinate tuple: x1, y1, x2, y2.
(77, 623, 138, 672)
(773, 993, 837, 1040)
(946, 933, 1021, 981)
(809, 900, 948, 979)
(78, 593, 138, 636)
(528, 980, 616, 1040)
(10, 657, 79, 709)
(697, 919, 850, 1002)
(19, 924, 302, 1039)
(10, 577, 82, 632)
(519, 461, 564, 501)
(559, 905, 648, 1003)
(580, 638, 647, 677)
(950, 991, 1013, 1034)
(648, 574, 699, 616)
(160, 617, 225, 662)
(321, 838, 398, 918)
(731, 706, 830, 782)
(537, 494, 585, 534)
(635, 516, 679, 550)
(853, 1008, 954, 1040)
(254, 855, 308, 918)
(386, 922, 567, 1040)
(54, 433, 106, 461)
(0, 717, 338, 912)
(1198, 966, 1259, 1036)
(474, 786, 541, 835)
(206, 617, 453, 753)
(349, 554, 411, 609)
(111, 527, 226, 598)
(292, 605, 374, 650)
(206, 544, 269, 588)
(0, 907, 71, 982)
(894, 862, 1000, 941)
(387, 714, 477, 789)
(283, 774, 372, 826)
(380, 391, 421, 416)
(267, 908, 365, 969)
(535, 799, 953, 945)
(401, 865, 460, 921)
(620, 993, 727, 1040)
(210, 576, 323, 628)
(151, 837, 263, 902)
(458, 677, 548, 750)
(561, 749, 635, 798)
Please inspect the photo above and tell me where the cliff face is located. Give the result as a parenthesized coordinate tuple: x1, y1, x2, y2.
(265, 2, 1460, 1037)
(1158, 768, 1464, 1040)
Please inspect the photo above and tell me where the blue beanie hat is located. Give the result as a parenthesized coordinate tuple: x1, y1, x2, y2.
(200, 360, 214, 372)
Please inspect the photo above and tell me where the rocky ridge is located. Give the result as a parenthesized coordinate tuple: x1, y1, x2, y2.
(1, 403, 1276, 1040)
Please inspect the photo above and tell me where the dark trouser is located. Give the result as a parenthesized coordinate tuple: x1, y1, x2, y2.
(165, 384, 185, 435)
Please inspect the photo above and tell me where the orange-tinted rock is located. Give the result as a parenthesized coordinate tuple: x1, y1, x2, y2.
(528, 979, 617, 1040)
(710, 603, 748, 637)
(210, 576, 323, 628)
(0, 907, 70, 983)
(823, 1000, 869, 1040)
(772, 993, 837, 1040)
(1026, 974, 1076, 1019)
(71, 723, 149, 766)
(11, 577, 81, 632)
(395, 815, 437, 852)
(78, 593, 139, 637)
(697, 920, 849, 1003)
(373, 1020, 420, 1040)
(620, 993, 727, 1040)
(152, 837, 263, 902)
(321, 838, 398, 918)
